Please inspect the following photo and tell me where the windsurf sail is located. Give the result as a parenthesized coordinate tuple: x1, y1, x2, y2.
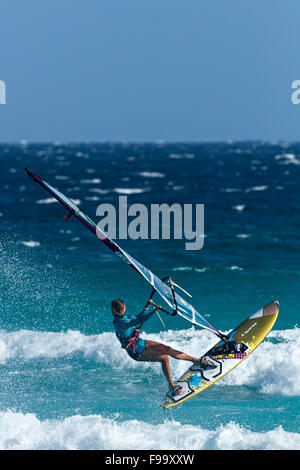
(25, 168, 224, 339)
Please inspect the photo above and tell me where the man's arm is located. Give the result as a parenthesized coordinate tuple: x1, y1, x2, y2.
(135, 299, 163, 326)
(135, 305, 157, 326)
(118, 308, 156, 329)
(120, 301, 161, 328)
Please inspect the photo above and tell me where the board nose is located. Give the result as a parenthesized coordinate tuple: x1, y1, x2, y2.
(263, 300, 279, 316)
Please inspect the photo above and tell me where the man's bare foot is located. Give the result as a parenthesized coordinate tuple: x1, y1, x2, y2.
(193, 357, 210, 364)
(199, 357, 217, 370)
(193, 357, 209, 365)
(191, 357, 217, 369)
(169, 384, 183, 396)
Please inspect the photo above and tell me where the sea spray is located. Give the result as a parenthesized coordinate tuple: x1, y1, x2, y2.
(0, 328, 299, 397)
(0, 411, 299, 450)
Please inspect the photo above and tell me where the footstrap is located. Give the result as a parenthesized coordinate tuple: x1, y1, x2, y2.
(170, 384, 182, 397)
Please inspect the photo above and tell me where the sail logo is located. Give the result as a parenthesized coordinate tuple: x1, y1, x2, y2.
(95, 196, 204, 251)
(0, 80, 6, 104)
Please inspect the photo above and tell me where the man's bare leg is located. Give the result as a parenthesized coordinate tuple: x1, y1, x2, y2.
(138, 341, 203, 395)
(159, 355, 174, 389)
(142, 340, 200, 364)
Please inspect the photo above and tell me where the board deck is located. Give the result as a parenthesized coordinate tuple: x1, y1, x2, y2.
(162, 300, 279, 409)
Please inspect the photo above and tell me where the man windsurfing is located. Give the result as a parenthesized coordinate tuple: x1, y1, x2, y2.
(112, 298, 216, 396)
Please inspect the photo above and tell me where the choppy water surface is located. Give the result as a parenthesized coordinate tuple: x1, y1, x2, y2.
(0, 142, 299, 449)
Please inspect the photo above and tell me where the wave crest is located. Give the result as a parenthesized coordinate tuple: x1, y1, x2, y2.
(0, 411, 299, 450)
(0, 328, 299, 396)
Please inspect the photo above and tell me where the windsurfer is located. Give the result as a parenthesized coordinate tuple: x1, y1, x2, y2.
(112, 299, 215, 396)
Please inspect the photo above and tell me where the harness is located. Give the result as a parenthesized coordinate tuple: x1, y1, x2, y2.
(125, 328, 140, 353)
(114, 316, 142, 354)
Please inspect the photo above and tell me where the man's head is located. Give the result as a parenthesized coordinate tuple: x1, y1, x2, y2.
(111, 299, 126, 317)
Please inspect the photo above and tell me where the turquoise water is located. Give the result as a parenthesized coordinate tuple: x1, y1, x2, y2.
(0, 142, 299, 449)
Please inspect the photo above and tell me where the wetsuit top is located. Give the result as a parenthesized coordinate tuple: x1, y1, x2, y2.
(113, 306, 156, 353)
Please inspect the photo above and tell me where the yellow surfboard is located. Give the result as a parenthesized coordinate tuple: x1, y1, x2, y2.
(162, 300, 279, 409)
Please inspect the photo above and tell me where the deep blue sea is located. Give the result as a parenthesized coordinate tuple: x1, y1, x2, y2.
(0, 142, 299, 449)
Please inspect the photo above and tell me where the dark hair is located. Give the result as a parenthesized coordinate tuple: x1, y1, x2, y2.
(111, 299, 125, 316)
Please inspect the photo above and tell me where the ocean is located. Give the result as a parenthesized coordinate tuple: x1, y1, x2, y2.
(0, 141, 299, 450)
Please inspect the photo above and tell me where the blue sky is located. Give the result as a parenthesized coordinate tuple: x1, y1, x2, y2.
(0, 0, 300, 142)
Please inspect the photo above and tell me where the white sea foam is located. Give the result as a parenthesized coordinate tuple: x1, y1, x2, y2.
(0, 328, 299, 397)
(36, 198, 58, 204)
(88, 188, 110, 195)
(19, 241, 41, 248)
(221, 188, 242, 193)
(172, 266, 193, 272)
(0, 411, 298, 450)
(222, 328, 300, 397)
(172, 266, 208, 273)
(55, 175, 69, 181)
(36, 197, 81, 205)
(275, 153, 300, 165)
(138, 172, 165, 178)
(79, 178, 102, 184)
(236, 234, 251, 239)
(245, 186, 269, 193)
(113, 188, 148, 195)
(232, 205, 245, 212)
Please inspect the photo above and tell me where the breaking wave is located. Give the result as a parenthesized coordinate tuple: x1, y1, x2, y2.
(0, 328, 299, 397)
(0, 410, 299, 450)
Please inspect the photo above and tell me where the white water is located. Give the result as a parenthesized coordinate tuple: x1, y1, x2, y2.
(0, 328, 299, 397)
(0, 410, 299, 450)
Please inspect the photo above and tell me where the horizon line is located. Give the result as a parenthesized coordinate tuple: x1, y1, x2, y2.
(0, 139, 299, 146)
